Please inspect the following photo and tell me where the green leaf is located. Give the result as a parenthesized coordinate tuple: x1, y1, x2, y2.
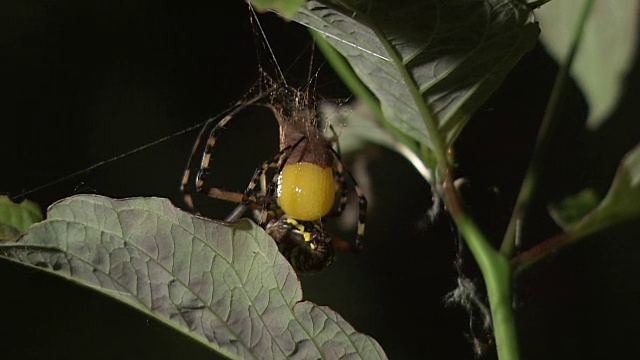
(250, 0, 306, 18)
(295, 0, 539, 148)
(565, 143, 640, 239)
(536, 0, 639, 129)
(548, 188, 600, 230)
(0, 195, 387, 360)
(0, 195, 43, 241)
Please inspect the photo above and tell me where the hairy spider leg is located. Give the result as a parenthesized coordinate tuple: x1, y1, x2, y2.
(180, 88, 275, 210)
(238, 136, 306, 224)
(304, 123, 366, 252)
(328, 146, 367, 252)
(324, 124, 348, 217)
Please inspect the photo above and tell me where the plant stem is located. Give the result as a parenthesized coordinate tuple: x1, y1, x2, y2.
(512, 231, 574, 275)
(500, 0, 596, 257)
(444, 175, 521, 360)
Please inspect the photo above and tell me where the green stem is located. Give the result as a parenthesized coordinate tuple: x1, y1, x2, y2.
(512, 231, 573, 275)
(500, 0, 596, 257)
(451, 204, 520, 360)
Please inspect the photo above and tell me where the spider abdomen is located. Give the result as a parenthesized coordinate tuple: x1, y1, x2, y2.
(277, 162, 334, 221)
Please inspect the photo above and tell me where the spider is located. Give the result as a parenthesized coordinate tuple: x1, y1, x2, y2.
(180, 73, 367, 272)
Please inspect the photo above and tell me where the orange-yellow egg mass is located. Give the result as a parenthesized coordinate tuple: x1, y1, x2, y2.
(277, 162, 335, 221)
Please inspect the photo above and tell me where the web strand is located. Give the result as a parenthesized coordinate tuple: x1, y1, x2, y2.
(249, 4, 286, 85)
(12, 5, 317, 203)
(10, 122, 208, 201)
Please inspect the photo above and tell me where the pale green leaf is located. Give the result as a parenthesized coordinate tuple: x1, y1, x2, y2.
(536, 0, 639, 129)
(566, 143, 640, 239)
(321, 101, 434, 182)
(548, 188, 600, 230)
(295, 0, 539, 148)
(0, 195, 43, 241)
(321, 101, 397, 154)
(0, 195, 387, 360)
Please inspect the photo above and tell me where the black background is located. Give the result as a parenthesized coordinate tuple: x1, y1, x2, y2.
(2, 1, 640, 359)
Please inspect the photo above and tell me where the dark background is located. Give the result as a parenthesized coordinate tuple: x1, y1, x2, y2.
(1, 1, 639, 359)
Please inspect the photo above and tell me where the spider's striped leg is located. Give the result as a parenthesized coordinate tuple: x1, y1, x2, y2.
(242, 139, 301, 225)
(241, 159, 280, 225)
(328, 156, 349, 217)
(204, 188, 260, 208)
(212, 189, 269, 223)
(225, 158, 283, 224)
(327, 147, 367, 252)
(180, 89, 276, 210)
(324, 124, 348, 217)
(257, 136, 307, 225)
(181, 118, 216, 210)
(181, 113, 266, 211)
(180, 104, 245, 210)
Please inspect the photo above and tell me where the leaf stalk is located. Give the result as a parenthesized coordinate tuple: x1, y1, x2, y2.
(500, 0, 595, 257)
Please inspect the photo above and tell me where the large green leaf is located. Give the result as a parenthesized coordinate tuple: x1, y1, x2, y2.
(536, 0, 639, 129)
(563, 143, 640, 239)
(0, 195, 386, 360)
(294, 0, 539, 148)
(0, 195, 43, 241)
